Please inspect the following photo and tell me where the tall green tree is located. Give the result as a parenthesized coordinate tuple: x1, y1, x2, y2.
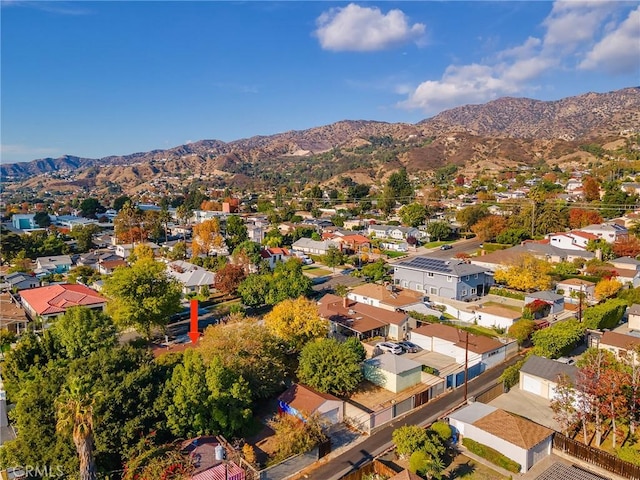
(322, 245, 346, 272)
(532, 319, 585, 359)
(103, 258, 182, 337)
(297, 338, 363, 395)
(400, 203, 427, 227)
(52, 307, 117, 359)
(426, 221, 451, 241)
(225, 215, 248, 251)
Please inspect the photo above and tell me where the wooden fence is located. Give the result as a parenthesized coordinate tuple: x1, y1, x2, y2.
(553, 433, 640, 480)
(338, 459, 402, 480)
(475, 382, 505, 404)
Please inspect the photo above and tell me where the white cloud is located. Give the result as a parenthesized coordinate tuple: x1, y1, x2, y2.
(315, 4, 425, 52)
(543, 1, 618, 51)
(399, 1, 637, 114)
(579, 6, 640, 74)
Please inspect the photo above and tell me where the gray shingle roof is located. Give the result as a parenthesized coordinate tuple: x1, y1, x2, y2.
(520, 355, 578, 384)
(396, 256, 489, 276)
(534, 462, 610, 480)
(364, 352, 422, 375)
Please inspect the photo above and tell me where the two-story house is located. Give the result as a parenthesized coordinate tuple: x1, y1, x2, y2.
(260, 247, 291, 270)
(394, 257, 493, 301)
(580, 222, 628, 244)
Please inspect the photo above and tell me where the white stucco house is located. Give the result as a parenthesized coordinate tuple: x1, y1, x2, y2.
(448, 403, 553, 473)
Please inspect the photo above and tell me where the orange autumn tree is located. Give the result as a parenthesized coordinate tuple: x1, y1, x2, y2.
(191, 218, 225, 256)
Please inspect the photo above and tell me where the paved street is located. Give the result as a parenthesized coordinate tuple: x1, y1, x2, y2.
(301, 354, 523, 480)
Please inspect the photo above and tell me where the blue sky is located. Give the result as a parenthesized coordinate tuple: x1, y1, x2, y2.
(2, 1, 639, 164)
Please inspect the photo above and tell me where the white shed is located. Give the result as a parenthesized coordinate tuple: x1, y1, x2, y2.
(363, 353, 422, 393)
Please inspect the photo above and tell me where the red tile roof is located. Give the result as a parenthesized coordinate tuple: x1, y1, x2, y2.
(20, 284, 106, 316)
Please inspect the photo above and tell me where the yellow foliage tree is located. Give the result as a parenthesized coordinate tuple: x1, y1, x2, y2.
(493, 254, 553, 291)
(192, 218, 225, 256)
(595, 277, 623, 301)
(264, 297, 329, 352)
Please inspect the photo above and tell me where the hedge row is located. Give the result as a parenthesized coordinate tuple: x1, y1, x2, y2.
(462, 438, 521, 473)
(488, 287, 525, 300)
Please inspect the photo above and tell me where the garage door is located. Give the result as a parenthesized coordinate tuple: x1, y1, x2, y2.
(322, 408, 339, 425)
(522, 374, 542, 396)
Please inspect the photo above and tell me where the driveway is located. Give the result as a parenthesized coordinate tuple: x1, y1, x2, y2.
(488, 385, 561, 431)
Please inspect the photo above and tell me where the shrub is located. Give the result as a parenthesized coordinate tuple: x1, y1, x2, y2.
(488, 287, 525, 300)
(617, 446, 640, 466)
(430, 421, 452, 442)
(462, 438, 521, 473)
(499, 358, 525, 390)
(409, 450, 430, 475)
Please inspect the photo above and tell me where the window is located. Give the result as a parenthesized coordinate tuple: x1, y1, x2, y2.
(462, 289, 467, 296)
(474, 274, 478, 279)
(430, 287, 437, 295)
(471, 288, 477, 295)
(416, 284, 423, 291)
(447, 276, 452, 282)
(403, 281, 409, 288)
(427, 272, 434, 277)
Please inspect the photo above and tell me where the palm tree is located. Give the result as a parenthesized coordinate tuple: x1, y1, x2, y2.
(55, 378, 98, 480)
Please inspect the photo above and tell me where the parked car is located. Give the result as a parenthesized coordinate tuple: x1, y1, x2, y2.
(398, 341, 421, 353)
(440, 244, 452, 250)
(376, 341, 403, 355)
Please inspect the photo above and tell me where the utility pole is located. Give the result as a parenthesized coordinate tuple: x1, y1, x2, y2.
(464, 330, 469, 402)
(578, 284, 584, 322)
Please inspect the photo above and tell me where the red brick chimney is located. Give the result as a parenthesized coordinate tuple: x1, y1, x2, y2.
(343, 296, 348, 308)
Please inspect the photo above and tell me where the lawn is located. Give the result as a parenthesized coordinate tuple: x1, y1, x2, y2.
(443, 454, 510, 479)
(382, 250, 408, 259)
(302, 265, 334, 276)
(482, 301, 522, 313)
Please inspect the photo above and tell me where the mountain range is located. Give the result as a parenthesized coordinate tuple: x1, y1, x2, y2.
(2, 87, 639, 194)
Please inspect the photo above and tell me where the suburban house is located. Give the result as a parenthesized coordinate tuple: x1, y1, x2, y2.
(347, 284, 425, 312)
(76, 250, 122, 270)
(278, 383, 344, 425)
(97, 259, 128, 275)
(181, 437, 245, 480)
(471, 304, 522, 329)
(329, 233, 371, 254)
(580, 222, 628, 243)
(409, 323, 515, 388)
(471, 243, 594, 272)
(555, 278, 596, 304)
(165, 261, 215, 295)
(19, 284, 107, 322)
(53, 215, 99, 231)
(524, 291, 565, 316)
(448, 403, 553, 472)
(610, 257, 640, 285)
(259, 247, 291, 269)
(546, 231, 597, 251)
(11, 214, 38, 230)
(0, 293, 28, 334)
(115, 242, 161, 259)
(368, 225, 420, 240)
(629, 304, 640, 332)
(3, 272, 39, 291)
(291, 238, 339, 256)
(393, 257, 493, 301)
(363, 353, 423, 393)
(597, 331, 640, 365)
(35, 255, 73, 275)
(519, 355, 578, 400)
(318, 294, 412, 341)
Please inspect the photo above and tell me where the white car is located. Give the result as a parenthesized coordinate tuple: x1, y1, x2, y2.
(376, 342, 403, 355)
